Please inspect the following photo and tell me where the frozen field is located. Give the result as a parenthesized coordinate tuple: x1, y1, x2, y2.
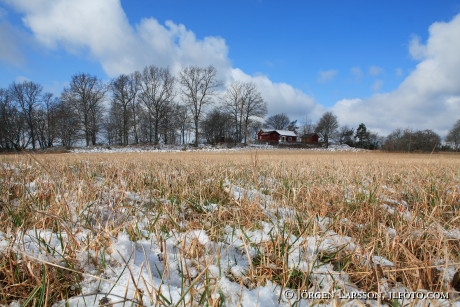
(0, 149, 459, 306)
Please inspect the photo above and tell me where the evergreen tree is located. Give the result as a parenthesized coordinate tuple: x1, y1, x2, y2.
(355, 123, 370, 149)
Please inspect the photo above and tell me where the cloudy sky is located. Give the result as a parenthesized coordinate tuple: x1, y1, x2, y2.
(1, 0, 460, 137)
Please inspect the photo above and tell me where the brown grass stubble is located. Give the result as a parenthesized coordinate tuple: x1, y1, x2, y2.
(0, 150, 459, 304)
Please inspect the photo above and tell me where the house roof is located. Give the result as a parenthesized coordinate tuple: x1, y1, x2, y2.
(276, 130, 297, 137)
(261, 130, 297, 137)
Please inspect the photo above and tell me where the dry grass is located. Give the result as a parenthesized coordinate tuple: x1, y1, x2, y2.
(0, 150, 459, 305)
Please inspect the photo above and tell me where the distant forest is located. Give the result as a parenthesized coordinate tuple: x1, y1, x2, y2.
(1, 65, 459, 152)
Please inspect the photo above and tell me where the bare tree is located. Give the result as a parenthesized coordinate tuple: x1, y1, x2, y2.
(222, 81, 245, 142)
(175, 104, 192, 145)
(44, 93, 60, 147)
(55, 99, 80, 148)
(412, 129, 440, 151)
(300, 116, 316, 135)
(130, 71, 142, 144)
(383, 128, 439, 152)
(180, 65, 220, 146)
(383, 128, 404, 152)
(9, 81, 43, 149)
(247, 117, 264, 143)
(35, 93, 59, 148)
(241, 82, 266, 144)
(287, 120, 299, 133)
(446, 119, 460, 151)
(159, 102, 185, 145)
(368, 132, 383, 150)
(265, 113, 290, 130)
(110, 73, 140, 145)
(338, 125, 354, 146)
(62, 73, 107, 146)
(35, 108, 48, 149)
(0, 88, 28, 150)
(222, 81, 266, 143)
(139, 65, 175, 145)
(202, 107, 233, 144)
(315, 112, 339, 148)
(104, 103, 122, 145)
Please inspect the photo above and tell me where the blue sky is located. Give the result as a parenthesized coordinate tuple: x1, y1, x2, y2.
(139, 1, 454, 97)
(1, 0, 460, 136)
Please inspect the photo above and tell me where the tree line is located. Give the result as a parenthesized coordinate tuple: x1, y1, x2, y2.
(1, 64, 459, 152)
(262, 111, 460, 152)
(0, 65, 268, 150)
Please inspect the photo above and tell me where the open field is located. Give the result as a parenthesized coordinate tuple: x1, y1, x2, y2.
(1, 150, 460, 306)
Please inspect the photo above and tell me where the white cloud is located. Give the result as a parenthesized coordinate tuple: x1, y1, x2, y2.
(3, 0, 322, 123)
(2, 0, 232, 79)
(333, 14, 460, 136)
(5, 0, 460, 138)
(231, 68, 325, 120)
(317, 69, 338, 83)
(3, 0, 144, 73)
(409, 35, 427, 60)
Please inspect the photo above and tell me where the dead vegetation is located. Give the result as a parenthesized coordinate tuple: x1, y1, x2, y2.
(0, 150, 459, 305)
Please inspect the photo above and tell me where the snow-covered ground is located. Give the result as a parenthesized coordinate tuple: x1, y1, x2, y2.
(70, 143, 365, 154)
(1, 153, 459, 307)
(1, 176, 458, 306)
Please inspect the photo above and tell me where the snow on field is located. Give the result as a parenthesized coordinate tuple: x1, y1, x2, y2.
(1, 160, 459, 306)
(69, 143, 366, 154)
(0, 189, 455, 307)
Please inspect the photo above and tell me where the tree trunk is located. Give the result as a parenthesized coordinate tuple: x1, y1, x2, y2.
(194, 117, 199, 146)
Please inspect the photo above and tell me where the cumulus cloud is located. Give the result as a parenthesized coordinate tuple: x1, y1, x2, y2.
(231, 68, 325, 120)
(136, 19, 232, 81)
(333, 14, 460, 136)
(2, 0, 321, 119)
(317, 69, 338, 83)
(4, 0, 460, 138)
(409, 35, 427, 60)
(2, 0, 232, 80)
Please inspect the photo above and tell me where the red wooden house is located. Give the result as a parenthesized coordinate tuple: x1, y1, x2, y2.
(300, 133, 319, 143)
(258, 130, 298, 143)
